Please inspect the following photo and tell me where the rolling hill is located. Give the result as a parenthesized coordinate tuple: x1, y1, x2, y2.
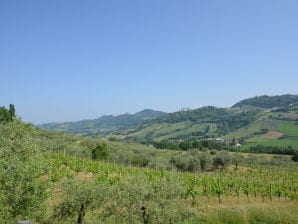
(39, 109, 167, 136)
(233, 94, 298, 108)
(39, 94, 298, 150)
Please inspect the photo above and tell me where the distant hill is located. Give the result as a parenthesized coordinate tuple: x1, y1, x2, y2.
(39, 109, 167, 136)
(39, 94, 298, 150)
(106, 94, 298, 147)
(114, 106, 261, 142)
(232, 94, 298, 108)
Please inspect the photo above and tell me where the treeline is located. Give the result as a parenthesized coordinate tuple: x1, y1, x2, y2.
(0, 104, 15, 122)
(152, 139, 233, 151)
(233, 94, 298, 108)
(152, 139, 298, 157)
(247, 145, 296, 155)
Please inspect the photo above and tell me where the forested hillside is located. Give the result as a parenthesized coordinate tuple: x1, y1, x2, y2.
(233, 94, 298, 108)
(122, 106, 260, 142)
(38, 95, 298, 153)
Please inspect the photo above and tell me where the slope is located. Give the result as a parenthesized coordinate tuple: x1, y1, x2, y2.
(39, 109, 167, 136)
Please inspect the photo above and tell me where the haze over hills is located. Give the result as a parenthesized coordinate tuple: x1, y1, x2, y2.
(39, 94, 298, 147)
(39, 109, 167, 136)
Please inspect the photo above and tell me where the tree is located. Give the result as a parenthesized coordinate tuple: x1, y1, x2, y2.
(292, 154, 298, 162)
(230, 137, 237, 146)
(0, 106, 12, 122)
(231, 153, 244, 169)
(53, 180, 106, 224)
(91, 142, 109, 160)
(192, 140, 200, 149)
(199, 151, 212, 171)
(9, 104, 16, 118)
(0, 121, 48, 222)
(213, 151, 230, 169)
(179, 141, 192, 150)
(171, 154, 199, 171)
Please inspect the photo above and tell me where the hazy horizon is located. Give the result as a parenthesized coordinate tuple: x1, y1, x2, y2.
(1, 1, 298, 124)
(16, 93, 298, 125)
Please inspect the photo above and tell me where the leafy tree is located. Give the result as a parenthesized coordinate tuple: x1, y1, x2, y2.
(198, 151, 212, 171)
(179, 141, 192, 150)
(171, 154, 199, 171)
(213, 151, 230, 169)
(0, 106, 12, 122)
(53, 180, 106, 224)
(91, 142, 109, 160)
(231, 153, 244, 169)
(0, 121, 48, 222)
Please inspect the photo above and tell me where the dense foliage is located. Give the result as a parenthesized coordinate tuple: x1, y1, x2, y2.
(0, 104, 15, 122)
(233, 94, 298, 108)
(248, 145, 296, 155)
(0, 121, 47, 222)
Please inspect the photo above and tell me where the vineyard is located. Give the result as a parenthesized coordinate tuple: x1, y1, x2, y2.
(1, 120, 297, 223)
(44, 153, 298, 223)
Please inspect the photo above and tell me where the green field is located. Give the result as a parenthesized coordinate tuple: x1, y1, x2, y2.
(243, 120, 298, 149)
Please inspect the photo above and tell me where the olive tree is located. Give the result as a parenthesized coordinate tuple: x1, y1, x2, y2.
(53, 180, 107, 224)
(0, 121, 48, 222)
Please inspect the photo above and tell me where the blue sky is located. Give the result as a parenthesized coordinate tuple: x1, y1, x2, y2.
(0, 0, 297, 124)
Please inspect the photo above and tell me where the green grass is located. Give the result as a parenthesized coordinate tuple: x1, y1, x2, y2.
(278, 120, 298, 136)
(121, 121, 213, 141)
(223, 120, 262, 139)
(243, 119, 298, 149)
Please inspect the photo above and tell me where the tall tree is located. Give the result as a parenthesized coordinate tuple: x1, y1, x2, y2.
(9, 104, 16, 118)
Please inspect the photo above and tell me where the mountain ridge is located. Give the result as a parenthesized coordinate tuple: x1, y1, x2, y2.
(38, 109, 167, 135)
(39, 94, 298, 141)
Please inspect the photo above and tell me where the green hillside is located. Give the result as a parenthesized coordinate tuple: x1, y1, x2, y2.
(116, 106, 261, 142)
(224, 106, 298, 152)
(113, 96, 298, 152)
(39, 94, 298, 152)
(233, 94, 298, 108)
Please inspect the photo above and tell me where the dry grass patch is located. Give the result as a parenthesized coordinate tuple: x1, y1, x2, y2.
(264, 131, 284, 139)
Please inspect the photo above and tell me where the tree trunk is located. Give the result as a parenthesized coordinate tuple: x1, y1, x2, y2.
(78, 204, 85, 224)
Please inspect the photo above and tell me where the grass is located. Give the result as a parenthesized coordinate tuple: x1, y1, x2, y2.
(197, 201, 298, 224)
(278, 120, 298, 136)
(243, 119, 298, 149)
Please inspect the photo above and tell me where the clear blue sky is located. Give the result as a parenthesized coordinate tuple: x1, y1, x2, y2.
(0, 1, 297, 124)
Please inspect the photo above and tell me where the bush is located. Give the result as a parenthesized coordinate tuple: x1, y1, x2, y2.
(91, 142, 109, 160)
(213, 151, 230, 169)
(171, 154, 199, 171)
